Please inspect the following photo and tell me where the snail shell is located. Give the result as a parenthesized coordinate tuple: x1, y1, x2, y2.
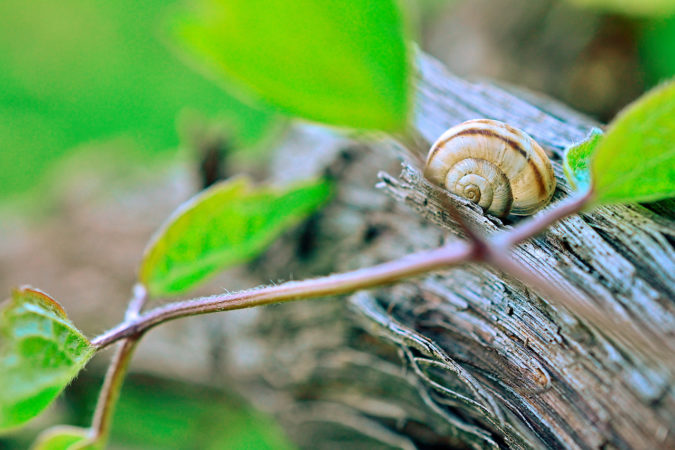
(424, 119, 556, 217)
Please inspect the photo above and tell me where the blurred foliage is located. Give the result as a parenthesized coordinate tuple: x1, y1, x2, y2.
(169, 0, 411, 130)
(0, 0, 277, 199)
(567, 0, 675, 17)
(639, 14, 675, 85)
(109, 380, 295, 450)
(1, 373, 295, 450)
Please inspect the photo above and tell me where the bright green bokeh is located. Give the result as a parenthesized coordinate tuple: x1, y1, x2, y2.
(0, 288, 94, 433)
(640, 14, 675, 86)
(0, 0, 277, 198)
(16, 376, 296, 450)
(139, 177, 333, 297)
(170, 0, 411, 131)
(566, 0, 675, 17)
(108, 378, 296, 450)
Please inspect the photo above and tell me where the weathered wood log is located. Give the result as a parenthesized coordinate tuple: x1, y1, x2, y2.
(152, 52, 671, 449)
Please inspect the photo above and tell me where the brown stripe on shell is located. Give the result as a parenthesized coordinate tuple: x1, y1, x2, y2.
(504, 123, 521, 135)
(428, 128, 529, 163)
(470, 119, 522, 137)
(527, 158, 546, 197)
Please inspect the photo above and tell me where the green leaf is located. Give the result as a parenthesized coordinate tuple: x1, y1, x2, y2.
(0, 287, 94, 432)
(563, 127, 603, 192)
(139, 177, 333, 297)
(169, 0, 411, 131)
(31, 426, 91, 450)
(590, 80, 675, 205)
(566, 0, 675, 17)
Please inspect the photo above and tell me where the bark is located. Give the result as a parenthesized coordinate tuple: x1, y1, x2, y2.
(197, 52, 674, 450)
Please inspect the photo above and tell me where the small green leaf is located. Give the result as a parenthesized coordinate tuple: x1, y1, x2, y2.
(139, 177, 333, 297)
(563, 127, 603, 192)
(31, 426, 91, 450)
(169, 0, 411, 131)
(0, 287, 94, 432)
(590, 80, 675, 205)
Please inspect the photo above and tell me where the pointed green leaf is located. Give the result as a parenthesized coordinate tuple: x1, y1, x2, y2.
(31, 426, 91, 450)
(0, 287, 94, 432)
(590, 79, 675, 205)
(139, 177, 333, 297)
(563, 127, 603, 192)
(169, 0, 411, 131)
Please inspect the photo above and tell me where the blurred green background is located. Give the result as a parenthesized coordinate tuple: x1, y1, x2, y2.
(1, 0, 674, 204)
(0, 0, 673, 448)
(0, 0, 278, 202)
(3, 372, 295, 449)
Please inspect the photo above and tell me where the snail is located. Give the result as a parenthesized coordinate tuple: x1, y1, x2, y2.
(424, 119, 556, 217)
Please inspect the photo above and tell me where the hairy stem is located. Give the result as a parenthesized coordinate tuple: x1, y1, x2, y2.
(92, 241, 473, 349)
(89, 285, 147, 442)
(89, 337, 139, 442)
(91, 191, 595, 353)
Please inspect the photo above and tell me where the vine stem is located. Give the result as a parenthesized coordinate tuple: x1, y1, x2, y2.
(88, 284, 147, 443)
(91, 191, 592, 351)
(92, 241, 474, 349)
(495, 189, 594, 248)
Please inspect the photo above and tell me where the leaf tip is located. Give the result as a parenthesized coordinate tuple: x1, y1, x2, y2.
(11, 285, 67, 318)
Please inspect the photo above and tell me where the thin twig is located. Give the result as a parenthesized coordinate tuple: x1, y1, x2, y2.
(89, 284, 147, 443)
(494, 189, 594, 249)
(124, 283, 147, 321)
(89, 189, 601, 361)
(89, 337, 139, 442)
(91, 241, 474, 349)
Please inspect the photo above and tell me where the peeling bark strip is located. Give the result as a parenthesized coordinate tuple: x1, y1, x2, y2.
(189, 52, 674, 450)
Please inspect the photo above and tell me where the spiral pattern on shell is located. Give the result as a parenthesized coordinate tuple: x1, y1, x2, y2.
(424, 119, 556, 217)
